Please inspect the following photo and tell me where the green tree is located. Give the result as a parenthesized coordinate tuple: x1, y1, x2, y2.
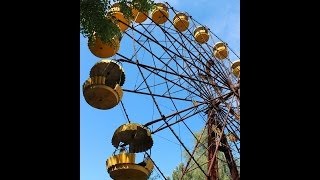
(170, 129, 234, 180)
(148, 171, 161, 180)
(80, 0, 154, 44)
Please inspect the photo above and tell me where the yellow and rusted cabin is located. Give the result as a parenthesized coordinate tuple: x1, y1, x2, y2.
(151, 3, 169, 25)
(213, 42, 228, 60)
(83, 59, 125, 110)
(107, 152, 154, 180)
(173, 12, 189, 32)
(88, 35, 120, 58)
(112, 123, 153, 153)
(110, 3, 131, 32)
(132, 7, 148, 23)
(231, 59, 240, 77)
(194, 26, 209, 44)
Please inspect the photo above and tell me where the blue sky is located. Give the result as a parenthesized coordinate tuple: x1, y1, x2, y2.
(80, 0, 240, 179)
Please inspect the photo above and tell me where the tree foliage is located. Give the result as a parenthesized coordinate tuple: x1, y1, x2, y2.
(170, 129, 234, 180)
(80, 0, 154, 44)
(148, 170, 161, 180)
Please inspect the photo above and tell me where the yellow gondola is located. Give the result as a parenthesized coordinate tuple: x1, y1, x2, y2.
(151, 3, 169, 24)
(173, 12, 189, 32)
(213, 42, 228, 60)
(83, 60, 125, 110)
(231, 59, 240, 77)
(193, 26, 209, 44)
(112, 123, 153, 153)
(110, 3, 131, 32)
(107, 152, 154, 180)
(88, 36, 120, 58)
(132, 8, 148, 23)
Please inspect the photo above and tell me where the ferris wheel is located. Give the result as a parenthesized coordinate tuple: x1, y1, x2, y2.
(81, 1, 240, 180)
